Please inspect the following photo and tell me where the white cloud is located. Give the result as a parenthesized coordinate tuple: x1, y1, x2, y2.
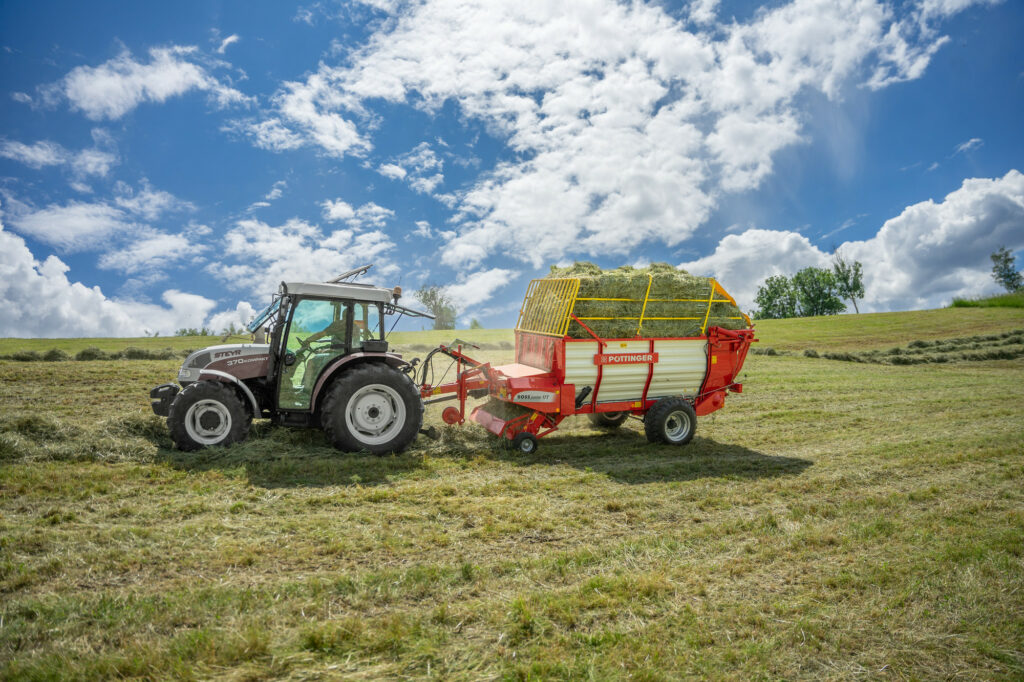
(842, 170, 1024, 311)
(208, 217, 396, 295)
(681, 230, 831, 311)
(443, 268, 520, 309)
(682, 170, 1024, 313)
(689, 0, 720, 25)
(0, 140, 65, 168)
(351, 202, 394, 229)
(378, 142, 446, 194)
(97, 231, 200, 274)
(51, 46, 249, 120)
(0, 216, 217, 337)
(113, 181, 194, 220)
(261, 180, 288, 202)
(412, 220, 432, 238)
(226, 117, 306, 151)
(378, 162, 407, 180)
(953, 137, 983, 155)
(321, 199, 394, 229)
(918, 0, 1002, 22)
(70, 148, 118, 177)
(321, 198, 355, 222)
(0, 139, 118, 179)
(217, 34, 240, 54)
(267, 0, 963, 269)
(8, 201, 134, 251)
(269, 73, 371, 158)
(208, 301, 258, 333)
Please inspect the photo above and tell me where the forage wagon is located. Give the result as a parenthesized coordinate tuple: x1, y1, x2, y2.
(417, 263, 757, 453)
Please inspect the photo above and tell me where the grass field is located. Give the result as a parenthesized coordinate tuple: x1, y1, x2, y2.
(2, 308, 1023, 679)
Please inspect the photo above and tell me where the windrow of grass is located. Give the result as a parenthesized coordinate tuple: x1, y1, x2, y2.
(798, 328, 1024, 364)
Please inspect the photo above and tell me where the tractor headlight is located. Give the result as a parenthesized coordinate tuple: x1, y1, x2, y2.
(177, 367, 195, 382)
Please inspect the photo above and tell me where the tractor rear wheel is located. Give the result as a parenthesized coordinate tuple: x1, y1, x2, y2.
(321, 363, 423, 454)
(168, 380, 250, 451)
(644, 398, 696, 446)
(588, 411, 628, 429)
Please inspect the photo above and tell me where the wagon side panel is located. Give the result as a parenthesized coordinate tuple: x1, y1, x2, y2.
(647, 339, 708, 400)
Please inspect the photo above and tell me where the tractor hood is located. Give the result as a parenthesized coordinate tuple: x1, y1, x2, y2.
(177, 343, 271, 385)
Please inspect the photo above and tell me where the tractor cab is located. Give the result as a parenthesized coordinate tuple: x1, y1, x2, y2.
(268, 281, 394, 413)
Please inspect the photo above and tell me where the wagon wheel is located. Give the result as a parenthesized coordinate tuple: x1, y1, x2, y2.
(644, 398, 696, 445)
(588, 411, 628, 428)
(511, 432, 539, 454)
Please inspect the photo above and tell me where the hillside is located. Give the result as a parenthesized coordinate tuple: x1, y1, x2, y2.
(2, 306, 1020, 356)
(1, 307, 1022, 679)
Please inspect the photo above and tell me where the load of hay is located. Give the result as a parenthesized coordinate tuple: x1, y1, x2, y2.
(542, 262, 750, 339)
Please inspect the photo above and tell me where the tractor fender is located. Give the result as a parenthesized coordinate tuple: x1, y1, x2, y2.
(310, 352, 411, 413)
(196, 368, 261, 416)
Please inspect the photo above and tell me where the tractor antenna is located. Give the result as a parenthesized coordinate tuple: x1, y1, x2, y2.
(327, 264, 373, 283)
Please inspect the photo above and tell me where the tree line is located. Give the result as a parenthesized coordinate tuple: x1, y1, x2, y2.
(754, 246, 1022, 320)
(753, 253, 864, 319)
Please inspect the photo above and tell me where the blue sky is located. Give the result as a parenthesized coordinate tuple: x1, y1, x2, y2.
(1, 0, 1022, 337)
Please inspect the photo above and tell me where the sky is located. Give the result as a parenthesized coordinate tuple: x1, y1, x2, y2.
(1, 0, 1022, 338)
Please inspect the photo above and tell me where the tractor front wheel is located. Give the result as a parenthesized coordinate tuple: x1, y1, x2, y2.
(644, 398, 696, 446)
(168, 380, 250, 451)
(321, 363, 423, 454)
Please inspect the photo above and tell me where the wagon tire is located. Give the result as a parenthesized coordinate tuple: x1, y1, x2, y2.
(644, 397, 696, 446)
(511, 432, 538, 454)
(588, 411, 628, 429)
(321, 363, 423, 455)
(168, 380, 250, 451)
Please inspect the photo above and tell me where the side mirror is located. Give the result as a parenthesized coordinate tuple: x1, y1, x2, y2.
(283, 351, 296, 366)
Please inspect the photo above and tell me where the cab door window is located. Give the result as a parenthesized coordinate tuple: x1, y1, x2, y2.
(352, 302, 382, 346)
(278, 299, 350, 410)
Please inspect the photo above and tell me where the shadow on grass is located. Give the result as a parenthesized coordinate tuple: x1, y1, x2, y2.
(152, 419, 810, 488)
(428, 425, 813, 485)
(155, 423, 426, 488)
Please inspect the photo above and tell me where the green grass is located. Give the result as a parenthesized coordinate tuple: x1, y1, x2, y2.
(951, 291, 1024, 309)
(751, 305, 1024, 352)
(1, 308, 1023, 679)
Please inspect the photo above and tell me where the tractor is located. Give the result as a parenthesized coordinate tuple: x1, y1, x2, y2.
(150, 267, 434, 453)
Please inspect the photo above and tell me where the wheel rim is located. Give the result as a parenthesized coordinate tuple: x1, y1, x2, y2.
(345, 383, 407, 446)
(519, 437, 535, 453)
(663, 410, 692, 442)
(184, 399, 233, 445)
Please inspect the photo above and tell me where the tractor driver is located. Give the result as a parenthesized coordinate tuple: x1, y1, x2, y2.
(300, 306, 348, 350)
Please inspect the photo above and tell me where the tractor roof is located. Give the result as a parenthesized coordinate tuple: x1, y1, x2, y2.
(281, 281, 394, 303)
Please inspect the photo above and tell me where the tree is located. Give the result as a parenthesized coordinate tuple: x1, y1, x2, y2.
(754, 267, 846, 319)
(832, 252, 865, 313)
(791, 267, 846, 317)
(469, 318, 484, 329)
(414, 286, 457, 330)
(991, 246, 1023, 292)
(754, 275, 799, 319)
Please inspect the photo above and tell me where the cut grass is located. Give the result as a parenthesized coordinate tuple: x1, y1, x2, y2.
(751, 306, 1024, 352)
(1, 308, 1023, 679)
